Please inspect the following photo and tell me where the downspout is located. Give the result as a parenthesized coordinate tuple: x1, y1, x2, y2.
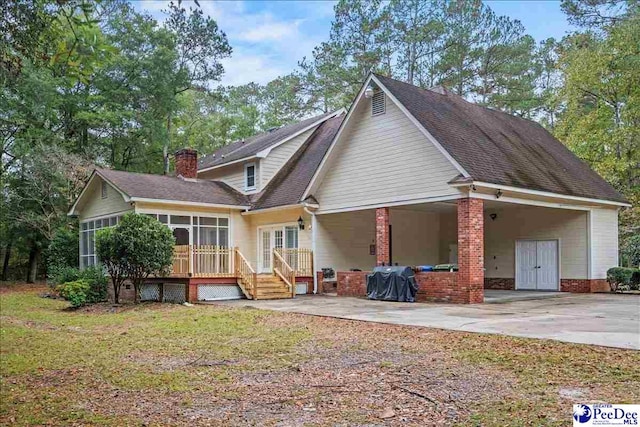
(304, 206, 318, 294)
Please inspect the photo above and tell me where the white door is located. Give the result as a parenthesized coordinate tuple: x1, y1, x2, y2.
(536, 240, 559, 290)
(258, 227, 294, 273)
(516, 240, 559, 291)
(516, 240, 538, 290)
(259, 229, 272, 273)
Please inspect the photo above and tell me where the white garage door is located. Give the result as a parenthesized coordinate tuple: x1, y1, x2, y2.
(516, 240, 559, 291)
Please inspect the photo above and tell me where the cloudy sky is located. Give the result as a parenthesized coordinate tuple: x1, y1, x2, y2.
(131, 0, 574, 87)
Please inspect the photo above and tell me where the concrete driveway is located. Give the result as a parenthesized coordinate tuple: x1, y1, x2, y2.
(219, 292, 640, 349)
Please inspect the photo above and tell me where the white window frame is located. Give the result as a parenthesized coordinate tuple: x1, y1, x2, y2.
(134, 210, 232, 249)
(244, 162, 256, 191)
(79, 214, 122, 269)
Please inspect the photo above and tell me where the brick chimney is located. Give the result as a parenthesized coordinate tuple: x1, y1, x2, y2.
(174, 148, 198, 179)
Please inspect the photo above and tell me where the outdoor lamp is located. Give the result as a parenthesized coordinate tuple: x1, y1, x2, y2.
(297, 216, 305, 230)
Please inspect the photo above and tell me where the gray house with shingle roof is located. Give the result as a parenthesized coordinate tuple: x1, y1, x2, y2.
(69, 74, 629, 304)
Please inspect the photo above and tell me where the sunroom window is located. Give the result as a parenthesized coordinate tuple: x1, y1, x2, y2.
(80, 215, 122, 269)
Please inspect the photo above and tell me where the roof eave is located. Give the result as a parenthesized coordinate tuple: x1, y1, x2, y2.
(452, 181, 631, 207)
(198, 110, 345, 174)
(130, 197, 250, 210)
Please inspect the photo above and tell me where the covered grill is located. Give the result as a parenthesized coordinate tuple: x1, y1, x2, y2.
(366, 266, 418, 302)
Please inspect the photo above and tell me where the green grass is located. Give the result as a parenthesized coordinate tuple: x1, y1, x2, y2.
(1, 289, 311, 425)
(2, 285, 639, 426)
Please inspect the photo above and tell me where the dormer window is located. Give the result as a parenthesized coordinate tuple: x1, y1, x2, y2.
(371, 91, 385, 116)
(101, 181, 108, 199)
(245, 163, 256, 191)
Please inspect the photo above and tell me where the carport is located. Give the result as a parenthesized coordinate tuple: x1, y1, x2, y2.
(313, 196, 608, 304)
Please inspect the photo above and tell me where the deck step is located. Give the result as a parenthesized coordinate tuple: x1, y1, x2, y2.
(255, 293, 292, 300)
(251, 274, 292, 300)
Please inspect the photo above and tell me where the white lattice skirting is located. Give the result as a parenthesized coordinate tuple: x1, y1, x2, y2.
(140, 283, 186, 304)
(198, 285, 244, 301)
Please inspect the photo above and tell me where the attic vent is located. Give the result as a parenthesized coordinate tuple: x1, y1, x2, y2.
(371, 91, 385, 116)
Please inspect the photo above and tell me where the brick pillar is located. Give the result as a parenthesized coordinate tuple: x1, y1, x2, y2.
(457, 198, 484, 304)
(175, 148, 198, 178)
(376, 207, 390, 266)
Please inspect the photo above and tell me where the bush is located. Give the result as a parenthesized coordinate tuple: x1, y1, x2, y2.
(80, 266, 108, 303)
(50, 266, 81, 287)
(46, 228, 79, 274)
(57, 280, 90, 308)
(107, 213, 175, 303)
(622, 234, 640, 267)
(95, 228, 126, 304)
(607, 267, 640, 292)
(49, 266, 107, 303)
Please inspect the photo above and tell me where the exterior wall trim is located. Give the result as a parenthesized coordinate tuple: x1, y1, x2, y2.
(315, 194, 463, 215)
(130, 197, 249, 210)
(456, 181, 631, 208)
(77, 208, 132, 222)
(242, 204, 302, 215)
(470, 191, 595, 211)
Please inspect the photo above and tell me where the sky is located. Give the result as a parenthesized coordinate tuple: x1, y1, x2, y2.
(131, 0, 576, 87)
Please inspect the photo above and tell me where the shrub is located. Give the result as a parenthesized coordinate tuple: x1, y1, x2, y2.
(95, 228, 126, 304)
(80, 266, 108, 303)
(607, 267, 640, 292)
(46, 228, 79, 274)
(622, 234, 640, 267)
(50, 266, 81, 287)
(108, 213, 175, 303)
(57, 280, 90, 308)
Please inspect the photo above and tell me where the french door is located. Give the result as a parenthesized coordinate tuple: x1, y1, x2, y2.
(258, 226, 298, 273)
(516, 240, 559, 290)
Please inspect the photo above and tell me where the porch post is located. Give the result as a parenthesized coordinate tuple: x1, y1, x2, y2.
(457, 198, 484, 304)
(375, 207, 390, 266)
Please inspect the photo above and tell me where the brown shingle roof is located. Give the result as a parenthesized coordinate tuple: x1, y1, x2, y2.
(97, 169, 250, 207)
(252, 115, 345, 210)
(198, 111, 336, 171)
(375, 74, 627, 203)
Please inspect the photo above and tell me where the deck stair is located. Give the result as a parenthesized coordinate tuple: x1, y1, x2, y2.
(254, 274, 292, 300)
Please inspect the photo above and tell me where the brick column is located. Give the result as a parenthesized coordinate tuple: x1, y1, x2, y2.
(457, 198, 484, 304)
(376, 207, 390, 266)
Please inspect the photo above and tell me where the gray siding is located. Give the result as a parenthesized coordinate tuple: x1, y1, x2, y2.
(482, 205, 589, 279)
(198, 161, 260, 194)
(590, 207, 618, 279)
(79, 177, 132, 220)
(260, 128, 315, 187)
(314, 96, 460, 212)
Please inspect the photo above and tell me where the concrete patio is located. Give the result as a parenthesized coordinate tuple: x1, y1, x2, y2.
(217, 292, 640, 350)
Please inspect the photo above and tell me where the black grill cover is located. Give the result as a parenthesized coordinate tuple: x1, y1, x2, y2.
(366, 266, 418, 302)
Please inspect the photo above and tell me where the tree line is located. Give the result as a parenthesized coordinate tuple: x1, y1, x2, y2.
(1, 0, 638, 281)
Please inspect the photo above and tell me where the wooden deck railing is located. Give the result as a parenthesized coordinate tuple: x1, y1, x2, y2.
(235, 249, 256, 299)
(277, 248, 313, 276)
(172, 245, 191, 276)
(273, 249, 296, 297)
(171, 245, 234, 278)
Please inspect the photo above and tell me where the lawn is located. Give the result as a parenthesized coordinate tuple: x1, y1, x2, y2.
(1, 284, 639, 426)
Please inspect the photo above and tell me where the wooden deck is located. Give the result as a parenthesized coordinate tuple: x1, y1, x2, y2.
(167, 245, 313, 285)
